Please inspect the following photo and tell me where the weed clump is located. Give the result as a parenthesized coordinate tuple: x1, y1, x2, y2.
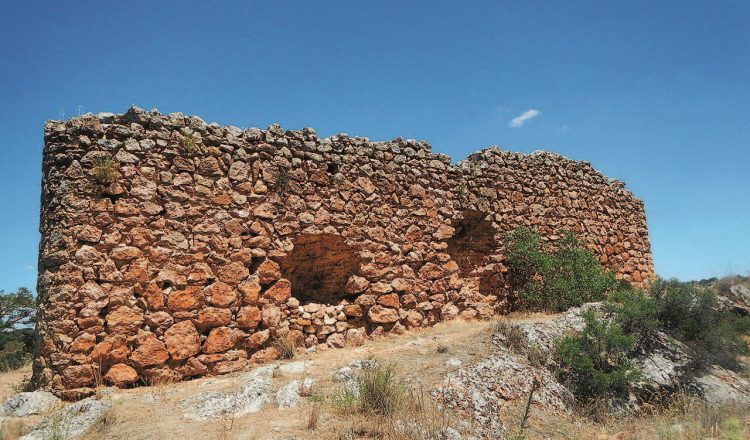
(492, 321, 528, 353)
(356, 364, 408, 415)
(273, 333, 298, 360)
(178, 132, 198, 151)
(91, 157, 120, 184)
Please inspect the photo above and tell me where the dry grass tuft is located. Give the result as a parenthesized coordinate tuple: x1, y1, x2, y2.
(356, 363, 409, 416)
(543, 392, 750, 440)
(78, 402, 122, 440)
(179, 132, 198, 152)
(329, 361, 458, 439)
(91, 158, 119, 184)
(273, 333, 298, 360)
(493, 321, 529, 352)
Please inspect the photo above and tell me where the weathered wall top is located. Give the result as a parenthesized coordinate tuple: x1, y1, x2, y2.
(34, 106, 654, 396)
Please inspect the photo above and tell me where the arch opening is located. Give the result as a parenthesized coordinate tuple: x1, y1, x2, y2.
(277, 233, 362, 305)
(446, 210, 498, 293)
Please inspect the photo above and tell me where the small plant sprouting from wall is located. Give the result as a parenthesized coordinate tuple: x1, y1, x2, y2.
(179, 132, 199, 152)
(456, 181, 469, 202)
(91, 158, 120, 184)
(78, 115, 101, 131)
(271, 166, 291, 195)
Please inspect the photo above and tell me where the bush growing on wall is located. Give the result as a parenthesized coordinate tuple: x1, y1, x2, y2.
(504, 227, 621, 312)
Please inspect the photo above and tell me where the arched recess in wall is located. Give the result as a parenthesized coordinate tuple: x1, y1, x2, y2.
(445, 210, 499, 294)
(277, 233, 362, 305)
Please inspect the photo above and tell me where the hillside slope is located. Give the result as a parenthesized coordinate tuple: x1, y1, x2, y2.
(1, 309, 748, 440)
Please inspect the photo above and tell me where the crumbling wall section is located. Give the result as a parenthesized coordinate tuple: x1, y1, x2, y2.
(34, 107, 654, 396)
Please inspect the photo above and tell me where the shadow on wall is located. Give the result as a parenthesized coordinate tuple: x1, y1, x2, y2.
(446, 210, 500, 295)
(277, 234, 362, 305)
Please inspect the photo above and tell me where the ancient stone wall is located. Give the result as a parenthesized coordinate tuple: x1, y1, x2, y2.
(34, 107, 654, 396)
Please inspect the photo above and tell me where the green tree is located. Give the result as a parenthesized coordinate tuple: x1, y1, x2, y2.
(0, 287, 35, 330)
(0, 288, 36, 372)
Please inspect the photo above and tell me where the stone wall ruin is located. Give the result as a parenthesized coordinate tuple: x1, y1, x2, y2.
(34, 107, 655, 396)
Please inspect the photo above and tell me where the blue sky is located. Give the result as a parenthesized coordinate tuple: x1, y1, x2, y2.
(1, 1, 748, 292)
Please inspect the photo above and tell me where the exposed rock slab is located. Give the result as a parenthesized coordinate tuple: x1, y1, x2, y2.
(20, 398, 111, 440)
(1, 391, 60, 417)
(180, 365, 276, 421)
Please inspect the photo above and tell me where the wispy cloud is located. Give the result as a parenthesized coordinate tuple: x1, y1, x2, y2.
(509, 109, 541, 128)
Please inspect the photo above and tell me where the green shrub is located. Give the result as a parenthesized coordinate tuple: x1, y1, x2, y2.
(648, 279, 750, 370)
(556, 310, 639, 400)
(601, 279, 750, 372)
(605, 289, 659, 352)
(504, 228, 620, 312)
(650, 279, 717, 340)
(504, 227, 548, 295)
(696, 317, 750, 370)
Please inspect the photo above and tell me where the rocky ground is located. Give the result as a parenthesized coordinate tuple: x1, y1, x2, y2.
(440, 304, 750, 438)
(1, 302, 749, 440)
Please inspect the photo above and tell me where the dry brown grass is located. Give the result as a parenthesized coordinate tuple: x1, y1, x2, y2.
(306, 405, 320, 431)
(178, 132, 198, 151)
(0, 364, 31, 403)
(0, 419, 24, 440)
(510, 391, 750, 440)
(91, 158, 119, 184)
(324, 389, 456, 440)
(85, 402, 120, 438)
(273, 333, 298, 360)
(321, 360, 461, 439)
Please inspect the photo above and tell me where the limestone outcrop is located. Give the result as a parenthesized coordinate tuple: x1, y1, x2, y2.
(33, 107, 654, 395)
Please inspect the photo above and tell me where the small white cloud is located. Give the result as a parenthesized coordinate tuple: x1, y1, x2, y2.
(24, 265, 33, 270)
(509, 109, 541, 128)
